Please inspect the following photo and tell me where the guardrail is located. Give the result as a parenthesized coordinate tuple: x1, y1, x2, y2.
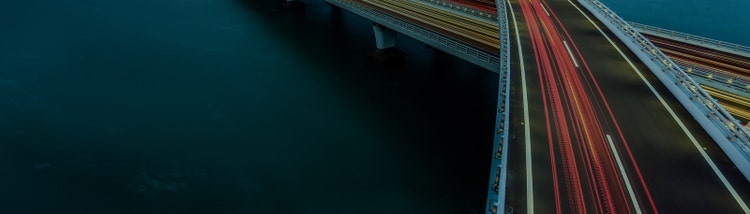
(326, 0, 501, 71)
(628, 21, 750, 58)
(485, 0, 512, 212)
(577, 0, 750, 182)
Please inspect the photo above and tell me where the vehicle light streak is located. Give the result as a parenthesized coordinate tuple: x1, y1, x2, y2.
(646, 35, 750, 78)
(518, 0, 659, 212)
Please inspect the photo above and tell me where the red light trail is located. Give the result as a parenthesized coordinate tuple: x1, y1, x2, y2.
(517, 0, 659, 212)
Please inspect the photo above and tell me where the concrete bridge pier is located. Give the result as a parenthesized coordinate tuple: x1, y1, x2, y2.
(281, 0, 304, 10)
(369, 24, 404, 64)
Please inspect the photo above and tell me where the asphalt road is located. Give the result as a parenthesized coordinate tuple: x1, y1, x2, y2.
(505, 0, 750, 213)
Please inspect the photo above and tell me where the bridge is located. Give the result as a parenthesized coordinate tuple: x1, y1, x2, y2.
(628, 21, 750, 125)
(285, 0, 750, 213)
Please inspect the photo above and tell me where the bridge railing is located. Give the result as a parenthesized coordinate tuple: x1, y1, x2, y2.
(628, 21, 750, 58)
(326, 0, 501, 71)
(577, 0, 750, 181)
(485, 0, 511, 213)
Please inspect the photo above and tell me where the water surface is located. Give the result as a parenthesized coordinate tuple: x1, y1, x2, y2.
(0, 0, 497, 213)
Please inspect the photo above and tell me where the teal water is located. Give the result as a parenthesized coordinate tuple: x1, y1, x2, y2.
(600, 0, 750, 46)
(0, 0, 497, 213)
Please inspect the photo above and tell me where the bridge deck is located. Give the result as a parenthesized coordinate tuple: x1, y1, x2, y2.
(326, 0, 503, 71)
(504, 0, 750, 213)
(643, 34, 750, 123)
(324, 0, 750, 212)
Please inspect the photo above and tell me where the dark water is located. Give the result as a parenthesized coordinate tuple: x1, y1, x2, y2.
(0, 0, 498, 213)
(600, 0, 750, 47)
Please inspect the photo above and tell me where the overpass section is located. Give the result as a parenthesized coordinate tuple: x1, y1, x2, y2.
(326, 0, 502, 70)
(323, 0, 515, 212)
(310, 0, 750, 213)
(629, 22, 750, 124)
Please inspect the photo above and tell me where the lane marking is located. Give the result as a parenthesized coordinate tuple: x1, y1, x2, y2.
(507, 0, 534, 213)
(606, 134, 642, 214)
(562, 40, 579, 67)
(567, 0, 750, 212)
(539, 3, 551, 17)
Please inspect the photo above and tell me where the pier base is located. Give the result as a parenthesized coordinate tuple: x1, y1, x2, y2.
(281, 0, 304, 10)
(369, 24, 404, 64)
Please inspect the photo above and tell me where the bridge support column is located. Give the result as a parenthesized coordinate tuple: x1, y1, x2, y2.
(281, 0, 304, 10)
(369, 24, 404, 64)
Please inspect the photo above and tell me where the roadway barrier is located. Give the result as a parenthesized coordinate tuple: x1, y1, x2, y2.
(326, 0, 502, 71)
(628, 22, 750, 59)
(577, 0, 750, 182)
(485, 0, 511, 212)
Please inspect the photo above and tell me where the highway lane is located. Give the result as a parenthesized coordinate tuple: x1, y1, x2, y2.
(643, 35, 750, 125)
(446, 0, 497, 13)
(506, 0, 750, 213)
(513, 0, 653, 212)
(357, 0, 501, 53)
(703, 85, 750, 123)
(645, 35, 750, 78)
